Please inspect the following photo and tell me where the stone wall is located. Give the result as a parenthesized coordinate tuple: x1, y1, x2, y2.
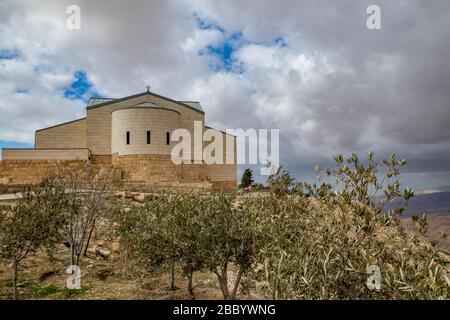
(0, 159, 88, 186)
(90, 155, 112, 166)
(2, 148, 90, 160)
(112, 154, 180, 185)
(111, 154, 236, 192)
(0, 157, 119, 193)
(0, 152, 236, 193)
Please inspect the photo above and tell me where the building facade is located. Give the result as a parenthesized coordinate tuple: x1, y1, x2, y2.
(0, 91, 237, 193)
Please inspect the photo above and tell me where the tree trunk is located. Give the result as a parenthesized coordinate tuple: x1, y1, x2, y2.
(12, 261, 18, 300)
(83, 222, 95, 256)
(222, 264, 231, 300)
(186, 272, 195, 300)
(223, 262, 228, 283)
(231, 265, 246, 300)
(70, 243, 75, 266)
(169, 261, 176, 290)
(214, 269, 230, 300)
(122, 243, 129, 271)
(75, 249, 81, 267)
(220, 278, 231, 300)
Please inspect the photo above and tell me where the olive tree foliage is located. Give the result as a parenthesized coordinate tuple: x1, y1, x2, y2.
(112, 193, 263, 300)
(266, 165, 298, 196)
(112, 194, 205, 298)
(170, 194, 209, 298)
(258, 152, 449, 299)
(312, 152, 414, 215)
(110, 202, 150, 275)
(0, 177, 66, 299)
(199, 194, 263, 300)
(56, 165, 115, 266)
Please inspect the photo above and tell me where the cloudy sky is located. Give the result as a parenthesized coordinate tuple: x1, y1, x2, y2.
(1, 0, 449, 190)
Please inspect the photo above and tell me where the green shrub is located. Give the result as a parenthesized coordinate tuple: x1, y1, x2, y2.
(258, 152, 449, 299)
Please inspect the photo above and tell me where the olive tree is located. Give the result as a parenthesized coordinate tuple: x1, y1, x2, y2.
(198, 194, 263, 300)
(113, 195, 181, 289)
(114, 193, 264, 300)
(0, 177, 66, 299)
(57, 165, 115, 266)
(113, 193, 206, 298)
(169, 194, 207, 298)
(260, 152, 449, 299)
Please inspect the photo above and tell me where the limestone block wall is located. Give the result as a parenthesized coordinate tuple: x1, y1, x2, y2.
(0, 159, 88, 186)
(112, 154, 180, 185)
(0, 156, 236, 193)
(35, 118, 87, 149)
(2, 148, 90, 160)
(179, 162, 207, 182)
(90, 155, 112, 166)
(112, 107, 181, 156)
(111, 154, 236, 192)
(111, 154, 220, 192)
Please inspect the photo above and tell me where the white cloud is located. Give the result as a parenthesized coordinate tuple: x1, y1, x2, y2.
(182, 28, 223, 53)
(236, 44, 276, 68)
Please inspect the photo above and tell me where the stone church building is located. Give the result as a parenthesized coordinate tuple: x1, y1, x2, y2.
(0, 90, 237, 192)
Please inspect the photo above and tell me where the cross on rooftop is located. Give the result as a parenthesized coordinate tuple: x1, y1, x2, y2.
(146, 85, 151, 92)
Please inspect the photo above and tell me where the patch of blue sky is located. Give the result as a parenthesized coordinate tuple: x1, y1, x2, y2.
(63, 70, 101, 103)
(197, 29, 248, 73)
(194, 14, 244, 72)
(194, 14, 287, 73)
(0, 140, 33, 159)
(275, 37, 288, 47)
(15, 88, 29, 93)
(0, 140, 33, 149)
(0, 48, 22, 60)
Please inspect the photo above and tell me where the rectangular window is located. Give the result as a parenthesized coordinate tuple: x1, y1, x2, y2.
(166, 132, 170, 145)
(126, 131, 130, 145)
(147, 131, 151, 144)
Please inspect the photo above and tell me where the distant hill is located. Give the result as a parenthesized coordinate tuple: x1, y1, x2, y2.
(416, 186, 450, 195)
(384, 191, 450, 216)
